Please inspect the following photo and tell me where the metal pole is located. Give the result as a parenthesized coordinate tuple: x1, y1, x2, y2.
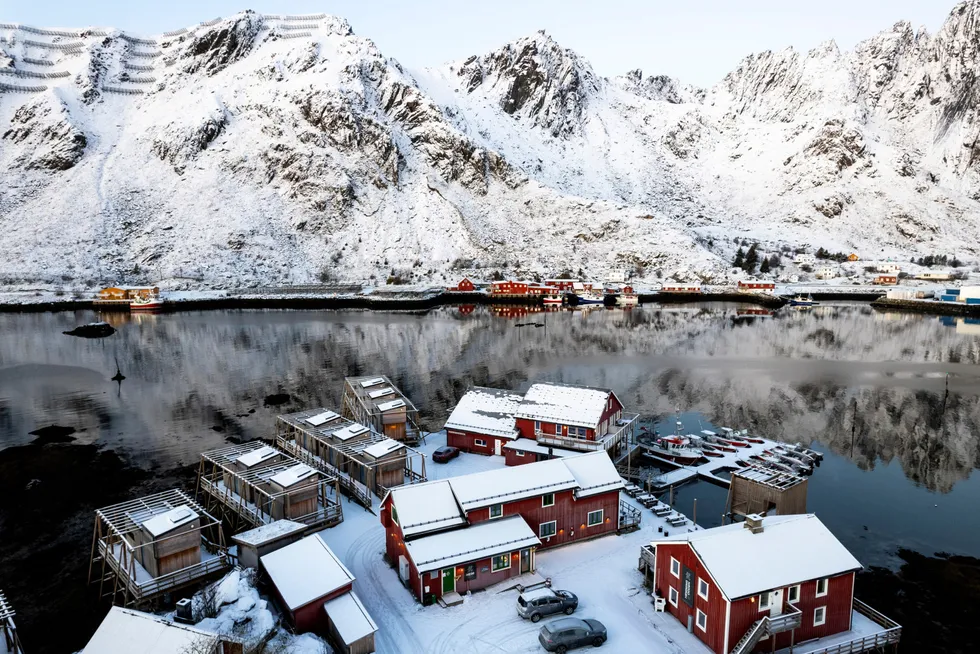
(693, 498, 697, 527)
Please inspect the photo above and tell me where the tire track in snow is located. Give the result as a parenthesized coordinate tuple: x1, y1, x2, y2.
(344, 525, 426, 654)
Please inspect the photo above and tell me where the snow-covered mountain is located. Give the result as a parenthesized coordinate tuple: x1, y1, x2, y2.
(1, 4, 980, 288)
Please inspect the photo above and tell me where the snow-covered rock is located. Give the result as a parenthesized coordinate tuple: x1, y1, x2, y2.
(2, 3, 980, 287)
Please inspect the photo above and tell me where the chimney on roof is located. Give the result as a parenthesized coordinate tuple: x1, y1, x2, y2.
(744, 514, 765, 534)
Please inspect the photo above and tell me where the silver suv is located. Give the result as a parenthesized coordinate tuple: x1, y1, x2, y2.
(517, 588, 578, 622)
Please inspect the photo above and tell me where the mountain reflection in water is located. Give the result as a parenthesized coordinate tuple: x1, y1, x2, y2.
(0, 303, 978, 569)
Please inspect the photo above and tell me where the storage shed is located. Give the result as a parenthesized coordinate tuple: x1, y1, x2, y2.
(128, 505, 202, 578)
(232, 520, 308, 569)
(322, 592, 378, 654)
(261, 534, 377, 651)
(726, 465, 808, 518)
(342, 376, 423, 443)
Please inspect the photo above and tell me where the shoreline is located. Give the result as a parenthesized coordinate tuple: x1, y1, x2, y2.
(0, 289, 891, 314)
(872, 297, 980, 317)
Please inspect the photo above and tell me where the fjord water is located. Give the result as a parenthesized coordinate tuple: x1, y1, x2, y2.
(1, 302, 979, 652)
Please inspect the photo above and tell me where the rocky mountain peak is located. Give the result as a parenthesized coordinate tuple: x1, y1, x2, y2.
(453, 31, 599, 137)
(614, 68, 704, 104)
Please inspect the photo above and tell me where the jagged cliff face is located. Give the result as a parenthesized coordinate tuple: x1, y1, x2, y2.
(2, 3, 980, 287)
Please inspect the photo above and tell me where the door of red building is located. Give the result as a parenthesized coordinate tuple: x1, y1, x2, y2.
(520, 548, 531, 574)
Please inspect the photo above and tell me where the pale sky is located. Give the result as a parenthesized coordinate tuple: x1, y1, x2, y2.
(0, 0, 957, 86)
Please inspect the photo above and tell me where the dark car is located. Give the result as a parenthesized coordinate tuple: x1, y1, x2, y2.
(538, 617, 607, 652)
(517, 588, 578, 622)
(432, 446, 460, 463)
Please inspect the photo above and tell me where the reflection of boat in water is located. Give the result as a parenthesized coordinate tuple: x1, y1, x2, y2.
(788, 294, 818, 307)
(130, 296, 165, 311)
(543, 294, 564, 306)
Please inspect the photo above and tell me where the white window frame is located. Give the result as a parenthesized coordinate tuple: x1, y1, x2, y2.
(516, 450, 525, 457)
(430, 571, 438, 580)
(534, 420, 541, 432)
(492, 553, 511, 572)
(587, 509, 603, 526)
(539, 520, 557, 538)
(555, 423, 562, 435)
(489, 503, 503, 519)
(697, 577, 709, 601)
(542, 493, 555, 508)
(815, 578, 828, 598)
(668, 586, 678, 607)
(758, 591, 771, 611)
(474, 438, 486, 447)
(670, 557, 680, 579)
(813, 606, 826, 627)
(788, 585, 800, 603)
(696, 608, 707, 632)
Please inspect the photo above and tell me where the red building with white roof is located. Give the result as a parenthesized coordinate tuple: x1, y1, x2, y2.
(513, 382, 636, 456)
(737, 281, 776, 294)
(444, 387, 523, 456)
(650, 514, 879, 654)
(447, 277, 476, 292)
(381, 452, 626, 604)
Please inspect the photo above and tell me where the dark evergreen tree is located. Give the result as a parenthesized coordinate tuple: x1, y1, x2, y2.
(733, 247, 745, 269)
(745, 244, 759, 273)
(760, 257, 771, 274)
(768, 254, 780, 269)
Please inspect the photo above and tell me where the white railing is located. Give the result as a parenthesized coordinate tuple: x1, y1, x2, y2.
(801, 600, 902, 654)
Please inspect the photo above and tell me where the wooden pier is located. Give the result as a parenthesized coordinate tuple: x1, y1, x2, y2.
(275, 407, 427, 507)
(87, 489, 232, 607)
(0, 592, 23, 654)
(196, 442, 343, 533)
(341, 375, 424, 445)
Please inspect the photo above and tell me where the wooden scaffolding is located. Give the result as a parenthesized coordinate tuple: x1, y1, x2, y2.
(196, 441, 343, 534)
(341, 375, 424, 444)
(276, 407, 427, 505)
(726, 465, 808, 520)
(87, 489, 232, 607)
(0, 592, 24, 654)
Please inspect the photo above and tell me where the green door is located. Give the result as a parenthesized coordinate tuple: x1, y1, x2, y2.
(442, 568, 456, 593)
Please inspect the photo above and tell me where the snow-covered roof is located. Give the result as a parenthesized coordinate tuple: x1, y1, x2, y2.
(236, 445, 279, 468)
(261, 534, 354, 610)
(232, 520, 306, 547)
(388, 480, 466, 537)
(444, 387, 522, 439)
(502, 438, 577, 457)
(269, 463, 317, 488)
(322, 591, 378, 645)
(562, 451, 624, 498)
(140, 505, 198, 538)
(82, 607, 224, 654)
(368, 387, 396, 399)
(514, 383, 617, 429)
(447, 458, 579, 511)
(362, 438, 404, 459)
(305, 410, 340, 427)
(332, 423, 370, 441)
(360, 377, 385, 387)
(377, 399, 405, 411)
(405, 515, 540, 573)
(657, 515, 862, 600)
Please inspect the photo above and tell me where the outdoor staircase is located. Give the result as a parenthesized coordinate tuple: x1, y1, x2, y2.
(730, 603, 803, 654)
(730, 617, 767, 654)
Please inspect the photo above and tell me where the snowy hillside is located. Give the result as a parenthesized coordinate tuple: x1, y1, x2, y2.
(1, 4, 980, 288)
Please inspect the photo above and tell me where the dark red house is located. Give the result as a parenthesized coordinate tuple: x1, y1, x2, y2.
(513, 382, 635, 455)
(260, 534, 377, 652)
(502, 438, 578, 466)
(545, 279, 577, 291)
(381, 452, 625, 604)
(490, 280, 529, 296)
(444, 387, 522, 455)
(651, 514, 866, 654)
(737, 281, 776, 294)
(449, 277, 475, 292)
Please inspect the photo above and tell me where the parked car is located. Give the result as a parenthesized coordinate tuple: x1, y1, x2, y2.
(432, 446, 460, 463)
(517, 588, 578, 622)
(538, 617, 607, 652)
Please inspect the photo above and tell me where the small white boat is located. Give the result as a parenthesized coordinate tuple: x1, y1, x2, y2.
(643, 436, 703, 465)
(789, 294, 818, 307)
(130, 296, 164, 311)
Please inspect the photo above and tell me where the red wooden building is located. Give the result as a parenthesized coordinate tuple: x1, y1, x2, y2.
(502, 438, 578, 466)
(448, 277, 476, 292)
(660, 284, 702, 293)
(545, 279, 577, 291)
(490, 280, 528, 296)
(512, 382, 636, 455)
(650, 514, 865, 654)
(444, 387, 522, 455)
(381, 452, 625, 603)
(737, 281, 776, 294)
(261, 533, 377, 650)
(873, 275, 898, 286)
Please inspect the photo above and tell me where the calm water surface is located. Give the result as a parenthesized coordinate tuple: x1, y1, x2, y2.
(1, 302, 979, 652)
